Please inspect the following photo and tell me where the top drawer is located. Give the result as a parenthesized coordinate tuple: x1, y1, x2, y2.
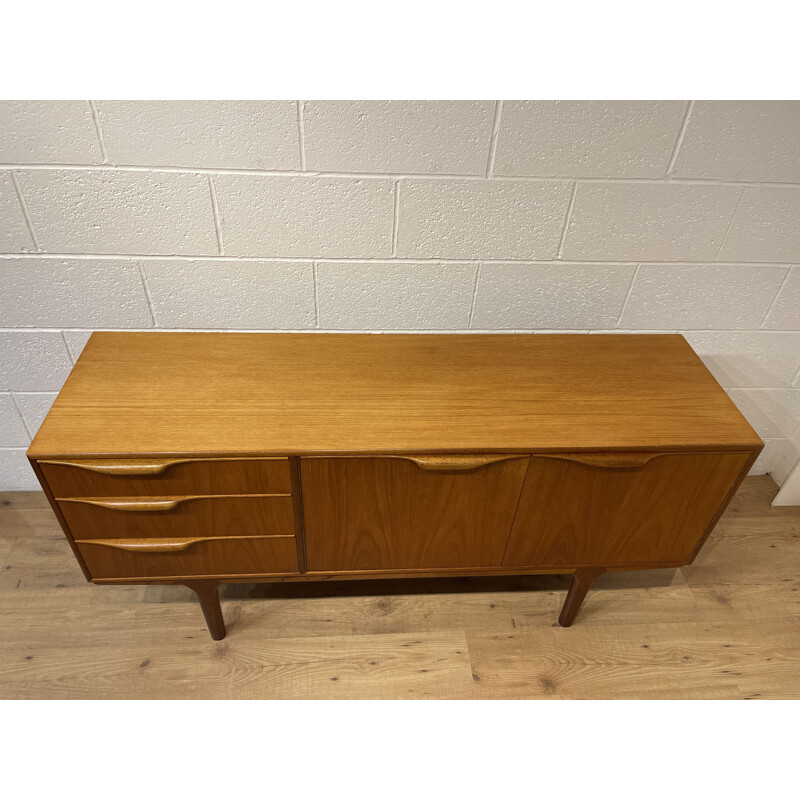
(39, 457, 292, 498)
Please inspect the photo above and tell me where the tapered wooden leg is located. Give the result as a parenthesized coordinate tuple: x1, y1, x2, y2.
(558, 568, 606, 627)
(185, 581, 226, 640)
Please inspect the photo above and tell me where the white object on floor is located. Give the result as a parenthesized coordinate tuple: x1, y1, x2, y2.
(773, 458, 800, 506)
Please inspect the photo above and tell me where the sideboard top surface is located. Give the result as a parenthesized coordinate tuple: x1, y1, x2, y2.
(28, 332, 761, 458)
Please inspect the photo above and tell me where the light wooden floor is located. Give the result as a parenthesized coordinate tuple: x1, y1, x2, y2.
(0, 476, 798, 699)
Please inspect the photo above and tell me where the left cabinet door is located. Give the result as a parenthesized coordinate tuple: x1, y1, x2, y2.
(301, 455, 530, 572)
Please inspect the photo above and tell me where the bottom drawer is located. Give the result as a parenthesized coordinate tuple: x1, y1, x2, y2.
(77, 535, 299, 580)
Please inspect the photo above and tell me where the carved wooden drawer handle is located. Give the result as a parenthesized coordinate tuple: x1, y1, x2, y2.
(41, 459, 178, 475)
(536, 453, 668, 469)
(399, 455, 526, 471)
(59, 498, 185, 512)
(80, 537, 203, 552)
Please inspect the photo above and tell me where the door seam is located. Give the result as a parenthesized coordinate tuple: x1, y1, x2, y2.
(499, 455, 532, 566)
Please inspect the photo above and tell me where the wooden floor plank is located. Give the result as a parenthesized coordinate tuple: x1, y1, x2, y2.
(0, 632, 474, 700)
(0, 476, 798, 699)
(0, 536, 15, 569)
(465, 617, 800, 699)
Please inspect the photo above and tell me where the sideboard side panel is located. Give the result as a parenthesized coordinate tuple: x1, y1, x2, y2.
(686, 446, 762, 563)
(28, 457, 92, 581)
(503, 451, 752, 567)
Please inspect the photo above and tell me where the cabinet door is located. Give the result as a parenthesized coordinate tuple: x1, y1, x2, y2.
(503, 451, 750, 567)
(301, 455, 529, 571)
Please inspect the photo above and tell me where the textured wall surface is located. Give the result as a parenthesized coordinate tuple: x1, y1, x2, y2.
(1, 100, 798, 489)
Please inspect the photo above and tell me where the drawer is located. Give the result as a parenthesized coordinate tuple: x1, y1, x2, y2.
(40, 457, 292, 498)
(76, 535, 299, 580)
(58, 495, 295, 540)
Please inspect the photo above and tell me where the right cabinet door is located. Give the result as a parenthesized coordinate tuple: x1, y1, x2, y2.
(503, 451, 750, 567)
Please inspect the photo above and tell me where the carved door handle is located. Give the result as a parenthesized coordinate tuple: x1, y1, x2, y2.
(398, 455, 526, 471)
(535, 453, 667, 469)
(79, 537, 203, 552)
(41, 459, 178, 475)
(59, 498, 187, 511)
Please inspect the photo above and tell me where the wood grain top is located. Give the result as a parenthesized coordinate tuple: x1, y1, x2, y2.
(28, 332, 761, 458)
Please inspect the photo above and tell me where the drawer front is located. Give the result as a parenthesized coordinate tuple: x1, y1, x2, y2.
(302, 454, 530, 571)
(76, 535, 299, 579)
(40, 457, 292, 498)
(503, 451, 751, 567)
(58, 495, 295, 540)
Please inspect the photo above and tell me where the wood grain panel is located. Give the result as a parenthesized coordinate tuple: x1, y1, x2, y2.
(27, 333, 761, 457)
(301, 455, 529, 571)
(59, 495, 295, 540)
(76, 535, 299, 580)
(503, 451, 751, 567)
(40, 457, 291, 497)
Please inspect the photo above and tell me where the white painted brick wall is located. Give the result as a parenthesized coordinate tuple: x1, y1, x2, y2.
(618, 265, 788, 330)
(17, 170, 218, 255)
(672, 101, 800, 183)
(752, 439, 800, 485)
(0, 332, 73, 390)
(62, 331, 93, 362)
(494, 101, 687, 178)
(0, 101, 101, 164)
(214, 175, 394, 258)
(303, 101, 495, 175)
(764, 267, 800, 330)
(142, 260, 316, 329)
(316, 261, 476, 330)
(472, 263, 635, 330)
(397, 179, 573, 259)
(0, 394, 30, 446)
(96, 101, 300, 170)
(1, 100, 799, 490)
(13, 392, 58, 434)
(0, 450, 35, 492)
(1, 173, 34, 252)
(682, 332, 800, 389)
(716, 188, 800, 263)
(724, 389, 800, 441)
(561, 183, 743, 261)
(2, 258, 153, 327)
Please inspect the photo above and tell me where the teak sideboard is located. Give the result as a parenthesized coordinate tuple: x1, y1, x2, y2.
(27, 333, 762, 640)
